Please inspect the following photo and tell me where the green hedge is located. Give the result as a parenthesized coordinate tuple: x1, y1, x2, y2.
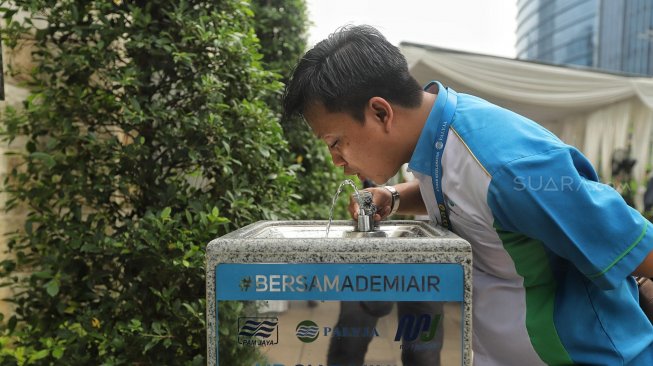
(0, 0, 306, 364)
(252, 0, 350, 219)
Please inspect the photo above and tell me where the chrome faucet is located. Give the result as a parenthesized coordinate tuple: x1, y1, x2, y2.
(356, 190, 376, 232)
(326, 179, 378, 237)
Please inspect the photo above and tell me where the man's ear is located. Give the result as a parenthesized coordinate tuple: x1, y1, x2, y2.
(367, 97, 393, 132)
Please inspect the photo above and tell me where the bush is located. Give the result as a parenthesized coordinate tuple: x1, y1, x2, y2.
(0, 0, 300, 364)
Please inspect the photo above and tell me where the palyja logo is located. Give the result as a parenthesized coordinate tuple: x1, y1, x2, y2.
(295, 320, 319, 343)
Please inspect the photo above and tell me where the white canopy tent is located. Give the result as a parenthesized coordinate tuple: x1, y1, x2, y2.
(400, 42, 653, 195)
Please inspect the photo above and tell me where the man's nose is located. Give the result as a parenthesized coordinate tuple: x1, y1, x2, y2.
(329, 150, 346, 167)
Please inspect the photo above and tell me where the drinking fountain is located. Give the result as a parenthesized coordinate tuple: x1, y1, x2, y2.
(206, 219, 473, 365)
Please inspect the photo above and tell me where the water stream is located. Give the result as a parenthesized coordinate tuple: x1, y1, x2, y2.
(326, 179, 362, 237)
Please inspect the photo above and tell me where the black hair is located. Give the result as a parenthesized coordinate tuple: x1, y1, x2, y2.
(282, 25, 423, 123)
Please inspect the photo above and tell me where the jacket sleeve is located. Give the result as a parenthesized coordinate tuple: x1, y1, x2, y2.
(487, 146, 653, 290)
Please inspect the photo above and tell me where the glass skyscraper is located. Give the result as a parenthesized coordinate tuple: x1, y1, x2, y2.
(516, 0, 653, 76)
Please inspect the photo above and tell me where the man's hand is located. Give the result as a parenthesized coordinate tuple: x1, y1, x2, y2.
(347, 180, 427, 222)
(348, 187, 392, 222)
(634, 249, 653, 277)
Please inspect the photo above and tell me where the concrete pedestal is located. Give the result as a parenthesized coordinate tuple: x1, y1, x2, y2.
(206, 220, 472, 366)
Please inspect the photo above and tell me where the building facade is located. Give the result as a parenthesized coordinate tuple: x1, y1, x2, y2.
(516, 0, 653, 76)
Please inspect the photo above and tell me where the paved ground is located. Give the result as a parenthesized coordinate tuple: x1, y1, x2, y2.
(257, 300, 462, 366)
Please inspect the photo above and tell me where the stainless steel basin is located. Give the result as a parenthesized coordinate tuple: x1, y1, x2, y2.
(246, 220, 443, 239)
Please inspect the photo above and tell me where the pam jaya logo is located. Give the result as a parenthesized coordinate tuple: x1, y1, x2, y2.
(295, 320, 320, 343)
(238, 317, 279, 346)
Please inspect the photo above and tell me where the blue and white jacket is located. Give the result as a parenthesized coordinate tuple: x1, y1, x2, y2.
(408, 81, 653, 365)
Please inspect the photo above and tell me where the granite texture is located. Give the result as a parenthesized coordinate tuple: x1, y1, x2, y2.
(206, 220, 472, 366)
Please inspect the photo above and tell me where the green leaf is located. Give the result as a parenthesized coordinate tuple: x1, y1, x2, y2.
(52, 346, 64, 359)
(143, 339, 158, 354)
(129, 319, 142, 331)
(7, 315, 16, 332)
(161, 207, 172, 220)
(80, 242, 100, 253)
(30, 152, 56, 169)
(33, 270, 53, 279)
(1, 8, 17, 20)
(152, 321, 161, 333)
(45, 279, 60, 297)
(28, 349, 49, 362)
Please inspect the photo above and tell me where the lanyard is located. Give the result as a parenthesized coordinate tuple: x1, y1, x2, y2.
(425, 82, 458, 231)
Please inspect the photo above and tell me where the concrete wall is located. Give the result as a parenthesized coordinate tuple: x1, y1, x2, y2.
(1, 18, 33, 317)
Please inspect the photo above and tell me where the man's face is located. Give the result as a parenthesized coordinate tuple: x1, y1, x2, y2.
(303, 102, 398, 184)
